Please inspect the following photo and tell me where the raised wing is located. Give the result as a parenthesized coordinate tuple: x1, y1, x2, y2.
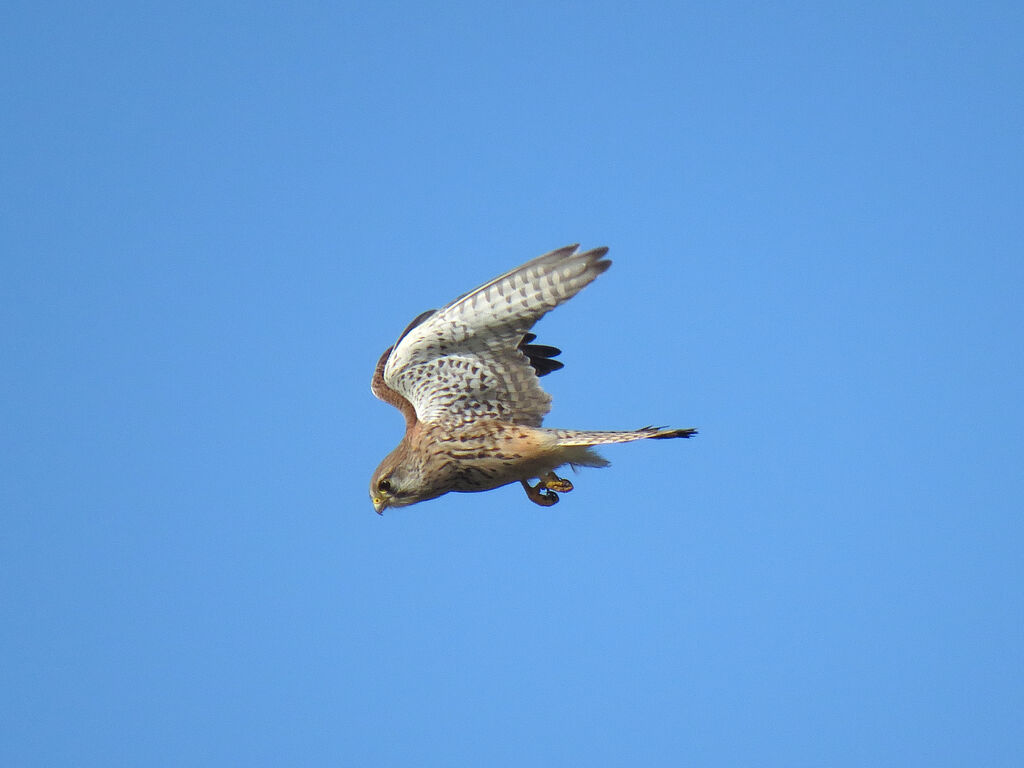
(381, 244, 610, 427)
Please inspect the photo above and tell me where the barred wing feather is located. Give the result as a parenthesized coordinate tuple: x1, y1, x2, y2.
(383, 245, 610, 427)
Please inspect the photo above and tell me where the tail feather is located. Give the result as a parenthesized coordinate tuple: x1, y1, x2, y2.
(548, 426, 698, 447)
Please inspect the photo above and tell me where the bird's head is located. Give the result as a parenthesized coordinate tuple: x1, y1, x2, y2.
(369, 441, 442, 514)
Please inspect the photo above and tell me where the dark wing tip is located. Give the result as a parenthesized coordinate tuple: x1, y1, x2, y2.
(522, 343, 561, 358)
(530, 358, 565, 377)
(519, 334, 564, 377)
(585, 248, 612, 278)
(547, 245, 610, 274)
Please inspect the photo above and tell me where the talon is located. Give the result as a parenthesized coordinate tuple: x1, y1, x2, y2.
(521, 479, 560, 507)
(541, 472, 573, 493)
(536, 488, 559, 506)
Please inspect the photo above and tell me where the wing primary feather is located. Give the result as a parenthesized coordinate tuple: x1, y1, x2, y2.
(528, 357, 564, 377)
(521, 343, 561, 358)
(519, 334, 564, 377)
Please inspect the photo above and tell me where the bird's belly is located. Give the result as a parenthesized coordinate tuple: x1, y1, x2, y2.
(452, 456, 561, 493)
(434, 423, 557, 493)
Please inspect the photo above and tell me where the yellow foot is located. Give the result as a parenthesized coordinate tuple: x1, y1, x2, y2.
(541, 472, 573, 493)
(521, 479, 559, 507)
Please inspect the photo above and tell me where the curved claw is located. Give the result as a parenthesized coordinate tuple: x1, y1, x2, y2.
(521, 479, 560, 507)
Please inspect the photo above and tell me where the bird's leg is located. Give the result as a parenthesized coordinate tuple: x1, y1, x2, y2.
(521, 479, 559, 507)
(540, 471, 573, 493)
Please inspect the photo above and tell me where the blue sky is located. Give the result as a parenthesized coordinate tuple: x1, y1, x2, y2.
(3, 1, 1022, 765)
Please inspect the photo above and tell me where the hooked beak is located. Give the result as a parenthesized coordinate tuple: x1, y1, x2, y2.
(372, 497, 388, 515)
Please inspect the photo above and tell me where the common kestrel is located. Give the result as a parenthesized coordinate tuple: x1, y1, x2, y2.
(369, 245, 696, 513)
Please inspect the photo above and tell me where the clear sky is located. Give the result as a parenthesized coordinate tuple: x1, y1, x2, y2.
(3, 1, 1022, 765)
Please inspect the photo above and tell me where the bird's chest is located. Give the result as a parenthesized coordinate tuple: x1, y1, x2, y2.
(417, 422, 544, 491)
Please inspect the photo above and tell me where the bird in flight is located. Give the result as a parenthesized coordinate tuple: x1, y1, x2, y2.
(369, 245, 696, 513)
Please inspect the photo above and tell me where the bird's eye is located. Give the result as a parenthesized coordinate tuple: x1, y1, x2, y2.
(377, 478, 393, 494)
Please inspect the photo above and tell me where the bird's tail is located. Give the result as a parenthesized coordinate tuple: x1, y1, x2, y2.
(542, 426, 696, 471)
(547, 426, 698, 447)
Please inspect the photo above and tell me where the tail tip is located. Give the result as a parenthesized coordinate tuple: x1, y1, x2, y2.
(645, 426, 698, 439)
